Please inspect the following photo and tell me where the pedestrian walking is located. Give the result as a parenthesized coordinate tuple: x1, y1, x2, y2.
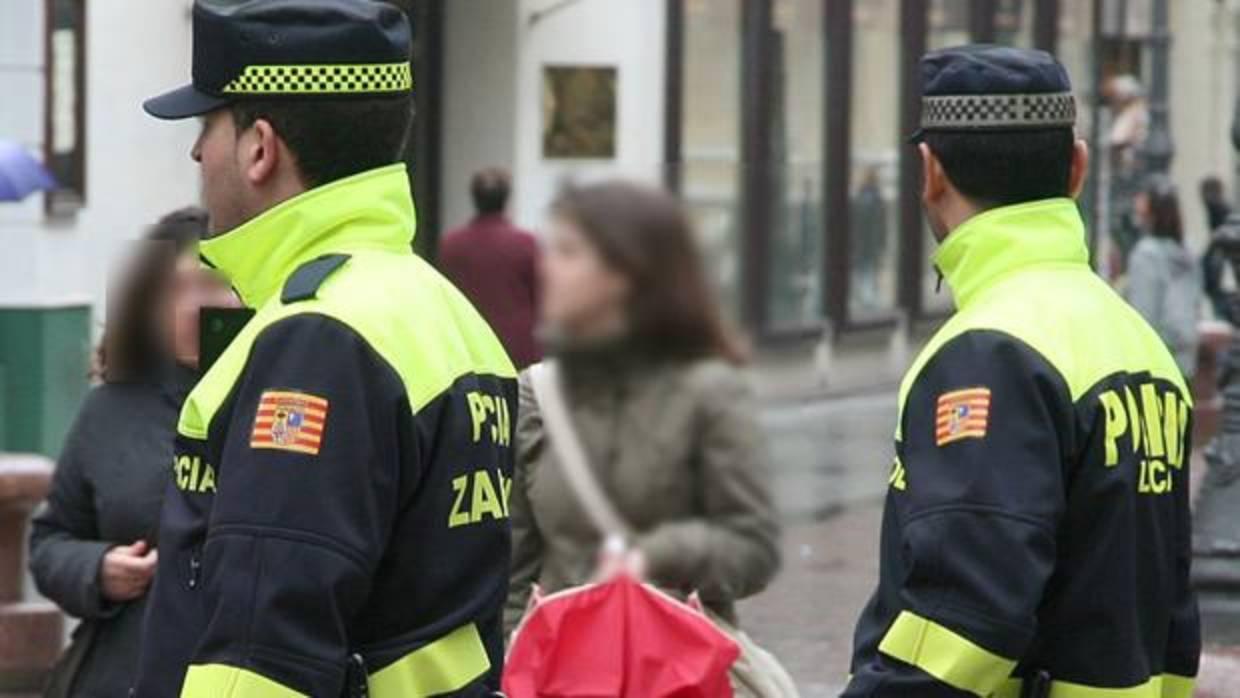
(1104, 74, 1149, 272)
(1201, 176, 1232, 232)
(1126, 176, 1201, 379)
(440, 167, 543, 369)
(132, 1, 517, 695)
(850, 167, 888, 313)
(843, 45, 1199, 697)
(1198, 222, 1240, 578)
(29, 208, 235, 698)
(1200, 176, 1233, 319)
(505, 181, 791, 696)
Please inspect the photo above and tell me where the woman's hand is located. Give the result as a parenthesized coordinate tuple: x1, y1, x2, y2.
(592, 535, 646, 582)
(100, 540, 158, 603)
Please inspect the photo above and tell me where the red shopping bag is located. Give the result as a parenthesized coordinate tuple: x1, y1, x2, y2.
(503, 574, 740, 698)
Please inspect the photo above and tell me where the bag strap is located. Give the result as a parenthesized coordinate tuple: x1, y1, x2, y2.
(528, 361, 631, 538)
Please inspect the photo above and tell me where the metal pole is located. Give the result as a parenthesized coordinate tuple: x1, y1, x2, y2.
(1234, 2, 1240, 209)
(1143, 0, 1174, 174)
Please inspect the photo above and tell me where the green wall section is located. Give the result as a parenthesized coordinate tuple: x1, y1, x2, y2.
(0, 306, 91, 458)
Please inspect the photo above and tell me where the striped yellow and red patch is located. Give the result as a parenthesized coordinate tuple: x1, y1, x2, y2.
(250, 390, 329, 455)
(935, 387, 991, 446)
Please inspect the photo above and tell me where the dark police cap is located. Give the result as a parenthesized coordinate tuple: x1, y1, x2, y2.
(144, 0, 412, 121)
(913, 44, 1076, 140)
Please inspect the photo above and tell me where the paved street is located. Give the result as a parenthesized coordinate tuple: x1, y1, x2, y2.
(740, 391, 896, 696)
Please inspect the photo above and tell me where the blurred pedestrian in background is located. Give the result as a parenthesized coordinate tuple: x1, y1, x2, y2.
(1200, 176, 1233, 319)
(440, 167, 542, 368)
(1126, 176, 1201, 378)
(1200, 176, 1232, 232)
(505, 181, 785, 694)
(1202, 224, 1240, 546)
(28, 208, 236, 698)
(1104, 74, 1150, 273)
(850, 166, 888, 313)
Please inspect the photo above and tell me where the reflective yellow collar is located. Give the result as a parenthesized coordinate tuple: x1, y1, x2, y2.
(933, 198, 1090, 309)
(200, 164, 416, 308)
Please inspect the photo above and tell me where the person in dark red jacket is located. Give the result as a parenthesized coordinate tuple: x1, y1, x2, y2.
(440, 167, 543, 368)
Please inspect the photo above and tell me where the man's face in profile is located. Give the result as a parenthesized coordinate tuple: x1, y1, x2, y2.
(191, 110, 250, 237)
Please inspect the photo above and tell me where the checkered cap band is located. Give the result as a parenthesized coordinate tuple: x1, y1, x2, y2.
(221, 61, 412, 95)
(921, 92, 1076, 130)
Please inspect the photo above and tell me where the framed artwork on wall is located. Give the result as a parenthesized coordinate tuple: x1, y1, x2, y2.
(542, 65, 617, 159)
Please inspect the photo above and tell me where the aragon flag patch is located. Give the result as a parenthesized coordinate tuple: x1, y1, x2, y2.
(250, 390, 329, 455)
(935, 387, 991, 446)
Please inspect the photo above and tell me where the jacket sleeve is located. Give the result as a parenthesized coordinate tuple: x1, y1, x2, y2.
(844, 331, 1068, 698)
(504, 373, 545, 637)
(181, 314, 407, 697)
(636, 362, 781, 604)
(1165, 428, 1201, 688)
(29, 389, 121, 621)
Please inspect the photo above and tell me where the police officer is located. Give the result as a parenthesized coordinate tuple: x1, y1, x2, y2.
(133, 2, 516, 696)
(842, 46, 1200, 697)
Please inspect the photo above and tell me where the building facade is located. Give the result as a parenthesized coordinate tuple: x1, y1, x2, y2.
(439, 0, 1240, 341)
(1, 0, 1238, 455)
(0, 0, 198, 456)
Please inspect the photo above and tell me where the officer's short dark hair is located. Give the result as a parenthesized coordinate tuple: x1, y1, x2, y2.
(471, 168, 511, 215)
(924, 128, 1076, 208)
(231, 95, 414, 188)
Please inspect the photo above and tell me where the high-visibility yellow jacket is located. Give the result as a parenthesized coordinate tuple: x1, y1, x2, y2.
(843, 199, 1200, 698)
(132, 165, 517, 697)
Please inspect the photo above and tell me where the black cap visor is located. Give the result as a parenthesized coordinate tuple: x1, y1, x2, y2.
(143, 84, 232, 120)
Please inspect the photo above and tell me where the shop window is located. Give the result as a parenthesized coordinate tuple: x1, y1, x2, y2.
(849, 0, 901, 321)
(995, 0, 1034, 46)
(929, 0, 971, 45)
(679, 0, 744, 317)
(1056, 0, 1099, 249)
(918, 0, 976, 313)
(44, 0, 86, 216)
(766, 0, 826, 331)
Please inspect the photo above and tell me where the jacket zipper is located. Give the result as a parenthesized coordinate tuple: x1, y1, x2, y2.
(187, 548, 202, 590)
(346, 653, 369, 698)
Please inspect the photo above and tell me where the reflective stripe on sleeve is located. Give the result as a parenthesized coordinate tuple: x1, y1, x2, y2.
(877, 610, 1017, 697)
(181, 664, 306, 697)
(991, 673, 1196, 697)
(1161, 674, 1195, 698)
(368, 622, 492, 697)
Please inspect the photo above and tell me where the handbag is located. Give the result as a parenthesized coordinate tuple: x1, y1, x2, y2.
(526, 362, 800, 698)
(42, 621, 98, 698)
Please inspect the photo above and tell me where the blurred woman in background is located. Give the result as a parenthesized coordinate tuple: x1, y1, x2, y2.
(29, 208, 237, 698)
(1126, 176, 1201, 379)
(506, 181, 783, 693)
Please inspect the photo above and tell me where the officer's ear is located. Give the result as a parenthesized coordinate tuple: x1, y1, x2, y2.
(1068, 138, 1090, 200)
(239, 117, 281, 188)
(919, 142, 947, 205)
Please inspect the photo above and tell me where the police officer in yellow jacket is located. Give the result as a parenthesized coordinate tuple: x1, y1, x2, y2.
(134, 2, 515, 696)
(842, 46, 1200, 697)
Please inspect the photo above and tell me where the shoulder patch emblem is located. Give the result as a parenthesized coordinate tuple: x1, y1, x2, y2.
(935, 387, 991, 446)
(250, 390, 329, 455)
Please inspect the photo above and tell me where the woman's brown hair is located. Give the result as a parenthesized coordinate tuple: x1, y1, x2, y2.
(98, 207, 206, 383)
(552, 181, 747, 364)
